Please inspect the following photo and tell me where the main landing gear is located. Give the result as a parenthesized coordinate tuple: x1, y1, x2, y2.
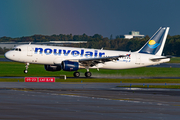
(85, 68, 91, 77)
(73, 71, 92, 78)
(73, 72, 80, 77)
(85, 72, 91, 77)
(24, 63, 29, 74)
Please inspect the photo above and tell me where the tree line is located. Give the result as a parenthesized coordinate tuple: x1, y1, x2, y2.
(0, 34, 180, 56)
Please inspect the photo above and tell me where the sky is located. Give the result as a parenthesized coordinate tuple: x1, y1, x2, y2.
(0, 0, 180, 38)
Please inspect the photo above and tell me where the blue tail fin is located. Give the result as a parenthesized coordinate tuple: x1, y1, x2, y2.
(138, 27, 169, 55)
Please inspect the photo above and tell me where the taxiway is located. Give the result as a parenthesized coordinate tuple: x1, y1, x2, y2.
(0, 82, 179, 120)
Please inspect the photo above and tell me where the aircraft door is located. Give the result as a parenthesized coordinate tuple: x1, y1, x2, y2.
(27, 46, 33, 56)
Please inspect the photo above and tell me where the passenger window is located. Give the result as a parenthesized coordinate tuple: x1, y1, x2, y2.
(19, 49, 21, 51)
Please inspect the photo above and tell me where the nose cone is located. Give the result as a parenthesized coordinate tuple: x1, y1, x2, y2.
(4, 51, 12, 60)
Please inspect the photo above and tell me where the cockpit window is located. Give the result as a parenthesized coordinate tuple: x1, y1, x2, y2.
(12, 48, 21, 51)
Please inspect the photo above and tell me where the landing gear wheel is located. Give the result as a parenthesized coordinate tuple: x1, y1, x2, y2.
(24, 63, 29, 74)
(24, 69, 28, 74)
(73, 72, 80, 77)
(85, 72, 91, 77)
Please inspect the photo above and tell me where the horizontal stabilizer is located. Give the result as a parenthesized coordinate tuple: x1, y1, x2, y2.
(150, 56, 172, 62)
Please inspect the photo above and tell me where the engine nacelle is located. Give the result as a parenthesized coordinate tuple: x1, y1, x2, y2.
(44, 65, 61, 71)
(62, 61, 79, 71)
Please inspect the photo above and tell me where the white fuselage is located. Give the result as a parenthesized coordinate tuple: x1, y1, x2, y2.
(5, 44, 170, 69)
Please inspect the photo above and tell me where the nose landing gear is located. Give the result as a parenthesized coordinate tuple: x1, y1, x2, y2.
(24, 69, 28, 74)
(24, 63, 29, 74)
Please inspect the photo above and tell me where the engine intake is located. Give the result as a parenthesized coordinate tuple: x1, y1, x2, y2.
(44, 65, 61, 71)
(62, 61, 79, 71)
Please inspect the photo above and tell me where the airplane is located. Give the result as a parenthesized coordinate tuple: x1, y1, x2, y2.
(5, 27, 170, 77)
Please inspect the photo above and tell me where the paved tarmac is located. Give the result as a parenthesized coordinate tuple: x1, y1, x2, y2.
(0, 58, 11, 62)
(0, 82, 180, 120)
(1, 76, 180, 79)
(148, 63, 180, 68)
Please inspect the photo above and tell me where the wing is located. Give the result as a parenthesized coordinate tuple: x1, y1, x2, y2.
(78, 55, 128, 67)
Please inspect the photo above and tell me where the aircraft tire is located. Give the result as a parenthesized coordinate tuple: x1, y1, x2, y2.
(73, 72, 80, 77)
(85, 72, 91, 77)
(24, 70, 28, 74)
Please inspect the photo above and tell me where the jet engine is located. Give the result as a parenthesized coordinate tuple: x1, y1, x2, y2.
(62, 60, 79, 71)
(44, 65, 61, 71)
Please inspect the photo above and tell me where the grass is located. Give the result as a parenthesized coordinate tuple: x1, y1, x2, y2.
(0, 55, 5, 58)
(0, 61, 180, 85)
(1, 61, 180, 77)
(168, 57, 180, 63)
(0, 58, 179, 89)
(118, 85, 180, 89)
(0, 58, 180, 86)
(0, 62, 180, 77)
(0, 62, 75, 77)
